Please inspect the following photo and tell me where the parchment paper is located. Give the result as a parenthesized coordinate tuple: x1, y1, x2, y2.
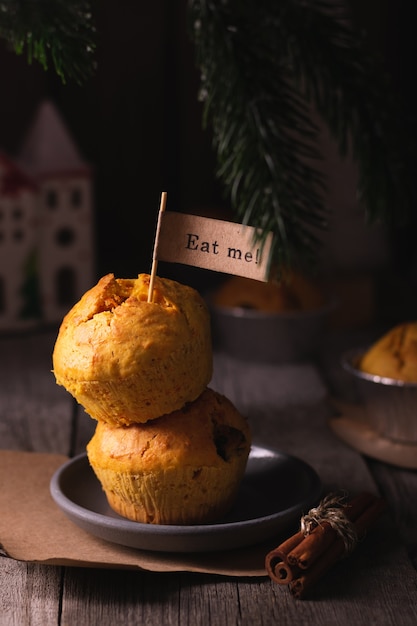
(0, 450, 276, 576)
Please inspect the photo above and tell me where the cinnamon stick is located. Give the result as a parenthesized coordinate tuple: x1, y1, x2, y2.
(289, 494, 386, 599)
(265, 530, 304, 584)
(265, 492, 386, 599)
(287, 524, 335, 570)
(354, 497, 387, 537)
(287, 491, 375, 570)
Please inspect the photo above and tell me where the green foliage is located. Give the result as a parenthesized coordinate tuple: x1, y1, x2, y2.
(0, 0, 96, 83)
(0, 1, 415, 266)
(189, 0, 416, 266)
(18, 248, 43, 320)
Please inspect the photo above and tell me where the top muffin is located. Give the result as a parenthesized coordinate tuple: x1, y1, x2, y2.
(52, 273, 213, 425)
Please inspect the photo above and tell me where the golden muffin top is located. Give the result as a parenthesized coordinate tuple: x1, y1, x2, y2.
(86, 388, 252, 473)
(360, 321, 417, 383)
(53, 272, 212, 383)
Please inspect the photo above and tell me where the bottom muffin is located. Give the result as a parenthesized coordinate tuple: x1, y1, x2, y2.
(86, 388, 251, 525)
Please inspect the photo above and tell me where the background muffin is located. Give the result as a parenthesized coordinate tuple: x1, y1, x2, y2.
(209, 270, 330, 363)
(360, 321, 417, 383)
(212, 270, 324, 313)
(343, 321, 417, 443)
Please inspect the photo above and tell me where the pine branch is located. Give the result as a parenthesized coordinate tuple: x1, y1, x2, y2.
(280, 0, 415, 225)
(0, 0, 97, 84)
(189, 0, 416, 267)
(1, 1, 414, 267)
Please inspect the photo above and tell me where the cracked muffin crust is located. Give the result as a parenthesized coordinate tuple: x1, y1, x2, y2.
(52, 273, 213, 424)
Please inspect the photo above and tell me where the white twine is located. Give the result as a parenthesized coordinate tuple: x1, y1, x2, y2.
(300, 493, 359, 554)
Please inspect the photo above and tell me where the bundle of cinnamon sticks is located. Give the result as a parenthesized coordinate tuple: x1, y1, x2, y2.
(265, 491, 386, 599)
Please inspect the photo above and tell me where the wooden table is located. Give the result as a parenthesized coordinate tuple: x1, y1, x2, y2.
(1, 327, 417, 625)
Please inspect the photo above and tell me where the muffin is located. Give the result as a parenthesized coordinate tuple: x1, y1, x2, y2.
(86, 388, 252, 524)
(52, 273, 213, 425)
(212, 271, 324, 313)
(210, 270, 329, 363)
(360, 321, 417, 383)
(343, 321, 417, 443)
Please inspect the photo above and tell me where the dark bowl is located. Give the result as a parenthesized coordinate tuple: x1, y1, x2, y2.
(209, 299, 335, 364)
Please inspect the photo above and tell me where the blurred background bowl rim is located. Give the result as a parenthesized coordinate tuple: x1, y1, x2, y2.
(342, 348, 417, 389)
(207, 296, 337, 322)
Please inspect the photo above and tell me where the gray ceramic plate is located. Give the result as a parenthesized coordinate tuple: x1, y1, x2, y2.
(50, 445, 322, 553)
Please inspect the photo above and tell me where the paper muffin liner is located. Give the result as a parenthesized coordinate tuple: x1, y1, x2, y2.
(89, 462, 246, 525)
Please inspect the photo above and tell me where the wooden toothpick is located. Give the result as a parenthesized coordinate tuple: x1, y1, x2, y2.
(147, 191, 167, 303)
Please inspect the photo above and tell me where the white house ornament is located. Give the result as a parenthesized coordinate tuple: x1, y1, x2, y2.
(0, 100, 95, 331)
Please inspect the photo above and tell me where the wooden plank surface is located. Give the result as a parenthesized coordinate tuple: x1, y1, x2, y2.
(0, 560, 62, 626)
(0, 331, 73, 454)
(1, 330, 417, 626)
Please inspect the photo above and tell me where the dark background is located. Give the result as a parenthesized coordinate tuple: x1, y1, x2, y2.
(0, 1, 224, 280)
(0, 0, 415, 322)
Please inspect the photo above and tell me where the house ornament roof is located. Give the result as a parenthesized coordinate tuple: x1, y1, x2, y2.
(18, 99, 90, 178)
(0, 152, 37, 196)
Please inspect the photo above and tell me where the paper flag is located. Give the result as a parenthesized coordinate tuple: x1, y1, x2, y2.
(155, 211, 273, 282)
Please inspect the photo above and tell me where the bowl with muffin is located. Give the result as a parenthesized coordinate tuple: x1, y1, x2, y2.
(342, 321, 417, 443)
(52, 272, 252, 526)
(208, 270, 333, 363)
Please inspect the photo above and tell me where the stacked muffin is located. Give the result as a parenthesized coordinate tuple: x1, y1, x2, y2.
(52, 273, 251, 524)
